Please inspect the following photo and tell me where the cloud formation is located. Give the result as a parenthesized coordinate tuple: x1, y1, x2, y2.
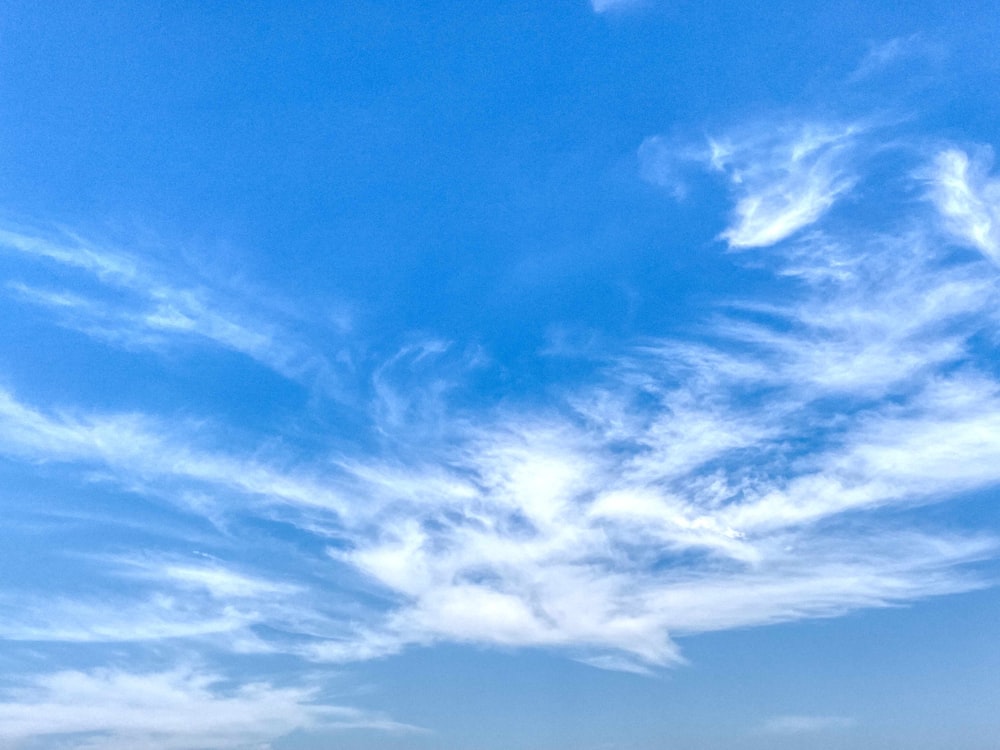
(849, 35, 936, 82)
(762, 714, 855, 734)
(591, 0, 643, 13)
(0, 668, 412, 749)
(2, 106, 1000, 749)
(0, 388, 348, 514)
(2, 125, 999, 675)
(715, 124, 861, 247)
(0, 228, 338, 387)
(640, 122, 862, 247)
(927, 147, 1000, 264)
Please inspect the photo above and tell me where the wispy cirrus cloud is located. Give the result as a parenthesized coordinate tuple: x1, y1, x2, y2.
(307, 127, 1000, 668)
(0, 388, 348, 515)
(761, 714, 855, 734)
(2, 114, 1000, 683)
(713, 123, 861, 248)
(590, 0, 644, 14)
(640, 121, 862, 247)
(848, 34, 940, 82)
(927, 147, 1000, 263)
(7, 345, 993, 671)
(0, 594, 252, 644)
(637, 135, 698, 200)
(0, 667, 414, 750)
(152, 561, 303, 599)
(0, 227, 341, 388)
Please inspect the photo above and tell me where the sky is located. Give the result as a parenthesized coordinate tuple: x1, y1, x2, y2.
(0, 1, 999, 748)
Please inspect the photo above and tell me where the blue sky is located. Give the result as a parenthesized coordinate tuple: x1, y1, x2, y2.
(1, 1, 999, 748)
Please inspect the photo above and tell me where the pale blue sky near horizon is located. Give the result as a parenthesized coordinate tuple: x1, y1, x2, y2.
(1, 1, 999, 748)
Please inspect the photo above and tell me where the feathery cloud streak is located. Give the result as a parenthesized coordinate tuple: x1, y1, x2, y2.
(762, 714, 855, 734)
(0, 668, 413, 749)
(928, 147, 1000, 264)
(0, 228, 337, 387)
(640, 122, 862, 247)
(591, 0, 643, 13)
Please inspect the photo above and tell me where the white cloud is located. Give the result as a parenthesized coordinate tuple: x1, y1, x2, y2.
(157, 563, 302, 599)
(640, 122, 861, 247)
(727, 376, 1000, 530)
(928, 147, 1000, 263)
(717, 124, 860, 247)
(0, 389, 348, 515)
(762, 714, 855, 734)
(848, 34, 936, 82)
(1, 126, 999, 679)
(637, 135, 690, 199)
(299, 138, 1000, 667)
(0, 554, 364, 661)
(0, 667, 413, 749)
(3, 202, 999, 667)
(0, 228, 140, 282)
(591, 0, 643, 13)
(0, 228, 338, 387)
(323, 402, 992, 666)
(0, 595, 253, 643)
